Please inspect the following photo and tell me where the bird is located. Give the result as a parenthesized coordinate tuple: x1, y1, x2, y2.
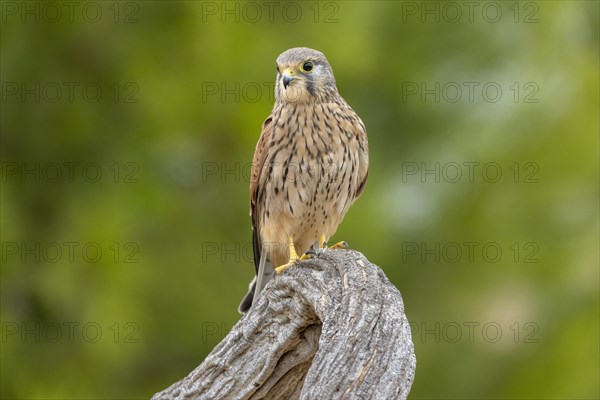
(238, 47, 369, 314)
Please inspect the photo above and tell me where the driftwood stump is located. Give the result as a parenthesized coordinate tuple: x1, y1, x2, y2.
(152, 249, 416, 400)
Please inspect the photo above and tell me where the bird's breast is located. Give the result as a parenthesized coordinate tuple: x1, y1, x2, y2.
(258, 101, 365, 264)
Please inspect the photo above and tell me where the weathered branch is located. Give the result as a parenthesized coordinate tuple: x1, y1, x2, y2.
(152, 249, 416, 400)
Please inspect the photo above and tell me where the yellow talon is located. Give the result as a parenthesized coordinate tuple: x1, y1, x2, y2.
(274, 260, 297, 274)
(300, 234, 327, 260)
(275, 237, 300, 274)
(274, 236, 347, 274)
(329, 241, 349, 250)
(319, 234, 327, 249)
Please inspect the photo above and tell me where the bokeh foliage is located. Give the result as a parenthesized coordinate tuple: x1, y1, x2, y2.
(1, 1, 598, 398)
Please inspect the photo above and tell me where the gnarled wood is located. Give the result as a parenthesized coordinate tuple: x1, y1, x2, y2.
(152, 249, 416, 400)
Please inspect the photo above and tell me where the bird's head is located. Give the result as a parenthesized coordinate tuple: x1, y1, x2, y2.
(274, 47, 338, 104)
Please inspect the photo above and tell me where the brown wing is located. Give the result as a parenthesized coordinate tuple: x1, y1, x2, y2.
(347, 108, 369, 200)
(355, 122, 369, 199)
(356, 169, 368, 198)
(250, 115, 273, 273)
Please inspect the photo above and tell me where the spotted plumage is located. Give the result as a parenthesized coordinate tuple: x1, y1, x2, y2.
(238, 47, 369, 314)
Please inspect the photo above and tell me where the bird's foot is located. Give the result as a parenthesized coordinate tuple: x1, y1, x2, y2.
(300, 246, 327, 261)
(275, 238, 302, 274)
(275, 249, 317, 273)
(274, 258, 301, 274)
(329, 241, 349, 250)
(319, 234, 327, 249)
(317, 234, 348, 250)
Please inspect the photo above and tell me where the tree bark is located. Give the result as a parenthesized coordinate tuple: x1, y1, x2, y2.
(152, 249, 416, 400)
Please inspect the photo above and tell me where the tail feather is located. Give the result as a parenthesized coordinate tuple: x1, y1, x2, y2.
(238, 246, 274, 314)
(252, 249, 274, 306)
(237, 278, 256, 314)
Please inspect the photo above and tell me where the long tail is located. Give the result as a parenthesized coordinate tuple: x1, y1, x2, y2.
(237, 247, 273, 314)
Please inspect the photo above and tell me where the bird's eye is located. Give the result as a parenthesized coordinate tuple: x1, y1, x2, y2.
(301, 61, 313, 72)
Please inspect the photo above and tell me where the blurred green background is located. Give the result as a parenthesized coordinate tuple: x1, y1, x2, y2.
(1, 1, 598, 398)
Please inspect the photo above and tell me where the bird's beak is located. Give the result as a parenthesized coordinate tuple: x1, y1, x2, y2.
(282, 68, 295, 89)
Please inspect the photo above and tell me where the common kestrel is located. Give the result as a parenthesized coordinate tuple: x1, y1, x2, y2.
(238, 47, 369, 314)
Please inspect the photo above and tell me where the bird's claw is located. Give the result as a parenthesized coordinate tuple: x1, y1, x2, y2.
(274, 258, 301, 274)
(329, 241, 349, 250)
(275, 239, 347, 275)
